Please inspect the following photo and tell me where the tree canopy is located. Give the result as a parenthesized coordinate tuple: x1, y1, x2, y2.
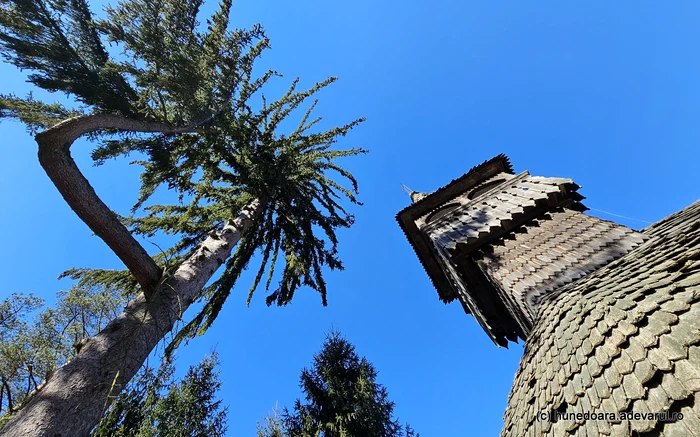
(257, 330, 419, 437)
(2, 0, 365, 329)
(0, 287, 126, 423)
(0, 0, 366, 433)
(92, 354, 228, 437)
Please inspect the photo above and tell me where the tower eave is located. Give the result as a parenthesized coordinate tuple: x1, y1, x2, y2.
(396, 154, 515, 304)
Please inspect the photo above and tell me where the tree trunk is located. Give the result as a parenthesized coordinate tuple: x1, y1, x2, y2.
(0, 199, 262, 437)
(0, 112, 260, 437)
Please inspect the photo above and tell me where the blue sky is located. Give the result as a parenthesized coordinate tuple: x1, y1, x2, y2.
(2, 1, 700, 435)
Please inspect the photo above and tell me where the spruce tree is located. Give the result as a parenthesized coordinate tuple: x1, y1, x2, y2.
(279, 331, 418, 437)
(92, 354, 228, 437)
(256, 404, 286, 437)
(0, 0, 365, 434)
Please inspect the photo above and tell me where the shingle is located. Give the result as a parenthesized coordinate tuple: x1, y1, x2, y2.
(676, 273, 700, 288)
(563, 380, 577, 404)
(644, 383, 671, 413)
(587, 383, 602, 408)
(647, 348, 673, 371)
(608, 422, 631, 437)
(633, 360, 656, 385)
(628, 399, 656, 433)
(610, 386, 629, 412)
(612, 350, 635, 376)
(557, 366, 568, 386)
(614, 298, 637, 311)
(571, 372, 585, 397)
(579, 362, 594, 388)
(644, 313, 673, 338)
(662, 406, 700, 437)
(621, 372, 645, 400)
(672, 360, 700, 391)
(646, 290, 674, 306)
(649, 310, 679, 328)
(660, 372, 688, 401)
(660, 298, 692, 314)
(593, 375, 612, 400)
(588, 355, 604, 378)
(636, 299, 661, 315)
(604, 365, 623, 389)
(658, 335, 687, 361)
(594, 414, 613, 436)
(583, 412, 601, 437)
(624, 338, 648, 364)
(633, 327, 659, 349)
(607, 328, 627, 347)
(487, 199, 700, 436)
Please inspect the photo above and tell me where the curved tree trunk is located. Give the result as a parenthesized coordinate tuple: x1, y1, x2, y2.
(0, 113, 262, 437)
(0, 199, 261, 437)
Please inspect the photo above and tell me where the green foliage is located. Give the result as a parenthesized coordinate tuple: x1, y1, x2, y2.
(0, 288, 228, 434)
(0, 287, 127, 421)
(403, 424, 419, 437)
(256, 404, 286, 437)
(0, 92, 82, 134)
(1, 2, 366, 420)
(267, 330, 418, 437)
(1, 0, 366, 357)
(92, 353, 228, 437)
(0, 293, 44, 418)
(157, 78, 366, 355)
(0, 0, 135, 116)
(0, 0, 265, 123)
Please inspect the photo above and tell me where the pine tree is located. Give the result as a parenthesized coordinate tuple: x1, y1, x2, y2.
(92, 354, 228, 437)
(0, 0, 365, 434)
(278, 330, 418, 437)
(256, 404, 286, 437)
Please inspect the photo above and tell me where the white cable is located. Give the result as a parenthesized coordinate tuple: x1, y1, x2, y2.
(587, 207, 654, 225)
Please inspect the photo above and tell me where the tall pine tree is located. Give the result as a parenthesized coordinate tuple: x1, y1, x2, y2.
(0, 0, 365, 434)
(92, 354, 228, 437)
(256, 404, 286, 437)
(277, 330, 419, 437)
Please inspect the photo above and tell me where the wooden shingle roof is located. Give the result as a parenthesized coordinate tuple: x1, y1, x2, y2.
(502, 200, 700, 436)
(396, 154, 516, 303)
(399, 162, 593, 345)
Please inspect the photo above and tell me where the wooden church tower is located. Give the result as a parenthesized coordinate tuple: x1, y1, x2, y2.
(397, 155, 700, 436)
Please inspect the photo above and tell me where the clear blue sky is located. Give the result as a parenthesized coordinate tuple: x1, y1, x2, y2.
(2, 1, 700, 435)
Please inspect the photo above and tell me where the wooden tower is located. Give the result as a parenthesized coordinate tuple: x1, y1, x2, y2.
(397, 155, 700, 436)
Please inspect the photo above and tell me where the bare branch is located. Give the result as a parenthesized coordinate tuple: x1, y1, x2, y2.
(2, 376, 12, 412)
(24, 365, 33, 399)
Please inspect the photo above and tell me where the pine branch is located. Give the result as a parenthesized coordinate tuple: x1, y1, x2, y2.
(0, 93, 82, 134)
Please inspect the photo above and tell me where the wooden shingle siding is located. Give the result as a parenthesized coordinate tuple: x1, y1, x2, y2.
(424, 172, 578, 251)
(502, 201, 700, 436)
(476, 209, 647, 332)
